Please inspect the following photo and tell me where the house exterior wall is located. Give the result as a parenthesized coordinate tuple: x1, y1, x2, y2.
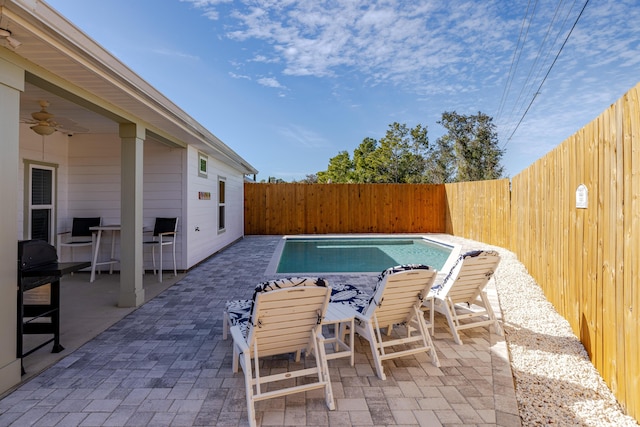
(0, 58, 23, 394)
(62, 134, 189, 271)
(2, 0, 255, 396)
(17, 131, 246, 272)
(185, 146, 246, 268)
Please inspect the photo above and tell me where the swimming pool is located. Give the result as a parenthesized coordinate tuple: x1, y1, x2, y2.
(269, 235, 458, 274)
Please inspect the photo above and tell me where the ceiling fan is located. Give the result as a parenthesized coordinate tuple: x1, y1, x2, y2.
(21, 100, 88, 136)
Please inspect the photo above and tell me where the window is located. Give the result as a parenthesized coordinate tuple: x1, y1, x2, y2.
(27, 163, 56, 243)
(218, 178, 226, 231)
(198, 152, 208, 178)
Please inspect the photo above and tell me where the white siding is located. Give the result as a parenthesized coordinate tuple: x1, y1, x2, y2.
(62, 134, 186, 271)
(18, 128, 246, 272)
(185, 146, 246, 268)
(142, 141, 185, 271)
(63, 134, 121, 264)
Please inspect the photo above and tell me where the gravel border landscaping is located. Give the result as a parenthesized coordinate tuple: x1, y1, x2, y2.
(440, 235, 638, 426)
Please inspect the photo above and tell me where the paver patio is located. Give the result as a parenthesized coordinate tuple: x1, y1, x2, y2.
(0, 235, 520, 426)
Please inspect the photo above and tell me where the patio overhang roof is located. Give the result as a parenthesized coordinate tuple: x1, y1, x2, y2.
(0, 0, 258, 175)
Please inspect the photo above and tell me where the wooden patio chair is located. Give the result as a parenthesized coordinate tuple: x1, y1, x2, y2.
(329, 264, 440, 380)
(228, 277, 335, 427)
(423, 250, 504, 345)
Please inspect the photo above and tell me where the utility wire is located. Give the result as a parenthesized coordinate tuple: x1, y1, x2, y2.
(502, 0, 590, 149)
(501, 0, 578, 141)
(505, 0, 572, 128)
(496, 0, 535, 122)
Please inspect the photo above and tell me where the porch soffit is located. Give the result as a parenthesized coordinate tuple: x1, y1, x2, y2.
(1, 0, 258, 174)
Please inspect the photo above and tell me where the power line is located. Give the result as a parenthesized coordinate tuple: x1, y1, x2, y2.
(502, 0, 590, 149)
(500, 0, 577, 142)
(504, 0, 576, 129)
(495, 0, 536, 122)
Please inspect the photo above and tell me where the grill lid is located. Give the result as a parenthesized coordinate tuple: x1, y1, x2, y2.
(18, 240, 58, 270)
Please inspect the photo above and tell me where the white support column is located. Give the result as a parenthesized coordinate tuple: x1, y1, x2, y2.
(0, 57, 24, 393)
(118, 123, 145, 307)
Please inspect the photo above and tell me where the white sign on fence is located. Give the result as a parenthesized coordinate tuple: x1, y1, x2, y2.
(576, 184, 588, 209)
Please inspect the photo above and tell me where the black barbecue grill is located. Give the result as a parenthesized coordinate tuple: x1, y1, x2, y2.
(17, 239, 91, 374)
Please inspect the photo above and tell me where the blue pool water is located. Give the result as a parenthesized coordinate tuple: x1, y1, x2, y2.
(276, 237, 453, 274)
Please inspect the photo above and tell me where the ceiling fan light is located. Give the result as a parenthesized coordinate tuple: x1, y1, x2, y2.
(7, 36, 21, 48)
(32, 110, 54, 122)
(0, 28, 20, 49)
(31, 123, 56, 136)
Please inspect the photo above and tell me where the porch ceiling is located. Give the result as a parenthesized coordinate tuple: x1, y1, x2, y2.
(1, 0, 257, 174)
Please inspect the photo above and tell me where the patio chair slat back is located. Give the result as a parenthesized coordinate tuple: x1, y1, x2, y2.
(426, 250, 503, 344)
(229, 281, 335, 427)
(247, 287, 329, 357)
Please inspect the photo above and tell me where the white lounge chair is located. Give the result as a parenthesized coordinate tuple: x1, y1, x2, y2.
(330, 264, 440, 380)
(228, 277, 335, 427)
(424, 250, 504, 345)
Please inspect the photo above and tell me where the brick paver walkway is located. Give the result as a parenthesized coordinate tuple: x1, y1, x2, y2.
(0, 235, 520, 426)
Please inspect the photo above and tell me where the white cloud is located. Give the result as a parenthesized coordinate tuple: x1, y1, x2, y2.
(251, 54, 279, 63)
(276, 124, 329, 148)
(179, 0, 232, 19)
(199, 1, 521, 91)
(152, 48, 200, 61)
(257, 76, 285, 88)
(229, 72, 251, 80)
(184, 0, 638, 94)
(185, 0, 640, 150)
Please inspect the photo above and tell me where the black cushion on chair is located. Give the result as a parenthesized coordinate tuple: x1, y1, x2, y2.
(153, 218, 177, 235)
(71, 217, 101, 237)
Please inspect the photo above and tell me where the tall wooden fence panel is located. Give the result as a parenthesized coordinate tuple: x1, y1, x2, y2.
(510, 83, 640, 420)
(443, 179, 511, 249)
(244, 183, 446, 235)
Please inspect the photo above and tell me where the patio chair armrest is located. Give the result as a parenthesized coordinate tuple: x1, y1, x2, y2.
(315, 329, 328, 345)
(229, 325, 249, 351)
(353, 311, 368, 323)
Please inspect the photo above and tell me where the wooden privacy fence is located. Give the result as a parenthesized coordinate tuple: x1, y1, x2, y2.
(435, 83, 640, 421)
(508, 83, 640, 421)
(444, 179, 511, 249)
(244, 183, 446, 235)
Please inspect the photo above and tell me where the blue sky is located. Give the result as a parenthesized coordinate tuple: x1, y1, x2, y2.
(46, 0, 640, 182)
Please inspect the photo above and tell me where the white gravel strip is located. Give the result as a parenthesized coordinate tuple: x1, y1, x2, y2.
(435, 235, 638, 427)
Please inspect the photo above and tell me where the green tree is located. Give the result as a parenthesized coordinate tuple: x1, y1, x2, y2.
(317, 123, 431, 183)
(425, 135, 456, 184)
(435, 111, 504, 182)
(317, 150, 353, 183)
(291, 174, 318, 183)
(302, 174, 318, 183)
(316, 115, 503, 184)
(352, 137, 378, 183)
(375, 122, 429, 183)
